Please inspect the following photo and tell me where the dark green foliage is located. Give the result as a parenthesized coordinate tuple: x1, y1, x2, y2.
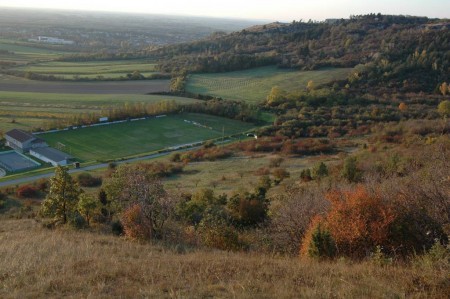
(69, 212, 87, 229)
(227, 187, 270, 227)
(111, 220, 124, 236)
(312, 162, 328, 179)
(341, 157, 361, 182)
(307, 224, 336, 259)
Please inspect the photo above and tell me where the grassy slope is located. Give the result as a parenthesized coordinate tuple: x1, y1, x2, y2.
(40, 114, 256, 161)
(0, 219, 446, 298)
(186, 66, 352, 103)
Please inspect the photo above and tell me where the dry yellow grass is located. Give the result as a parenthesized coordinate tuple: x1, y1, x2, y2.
(1, 219, 448, 298)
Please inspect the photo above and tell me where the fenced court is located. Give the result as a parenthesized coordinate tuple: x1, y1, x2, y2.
(0, 151, 40, 172)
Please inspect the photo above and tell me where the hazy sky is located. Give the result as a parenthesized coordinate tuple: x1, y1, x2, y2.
(0, 0, 448, 21)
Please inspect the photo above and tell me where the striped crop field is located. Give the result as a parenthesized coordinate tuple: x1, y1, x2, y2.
(186, 66, 352, 103)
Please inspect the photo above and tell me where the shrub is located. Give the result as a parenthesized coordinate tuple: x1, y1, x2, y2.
(272, 168, 290, 182)
(77, 173, 102, 187)
(325, 186, 395, 259)
(111, 220, 124, 235)
(121, 204, 153, 240)
(300, 217, 336, 259)
(16, 185, 39, 198)
(312, 162, 328, 180)
(300, 169, 312, 182)
(198, 214, 242, 251)
(341, 156, 361, 182)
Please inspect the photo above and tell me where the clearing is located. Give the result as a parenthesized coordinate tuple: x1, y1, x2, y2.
(186, 66, 352, 103)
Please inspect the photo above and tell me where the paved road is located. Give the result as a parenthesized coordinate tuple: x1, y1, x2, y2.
(0, 151, 170, 188)
(0, 138, 239, 188)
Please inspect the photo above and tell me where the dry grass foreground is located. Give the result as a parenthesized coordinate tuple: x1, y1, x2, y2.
(0, 219, 447, 298)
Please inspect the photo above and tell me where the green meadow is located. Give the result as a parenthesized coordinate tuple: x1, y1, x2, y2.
(13, 60, 159, 79)
(186, 66, 352, 103)
(39, 113, 256, 161)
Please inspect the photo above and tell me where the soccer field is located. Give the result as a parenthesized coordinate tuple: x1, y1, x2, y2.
(39, 113, 256, 161)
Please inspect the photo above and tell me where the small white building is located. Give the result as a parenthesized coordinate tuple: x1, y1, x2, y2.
(5, 129, 48, 153)
(29, 147, 72, 166)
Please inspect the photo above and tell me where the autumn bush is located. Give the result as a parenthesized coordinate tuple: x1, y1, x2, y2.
(16, 185, 39, 198)
(77, 173, 102, 187)
(324, 186, 396, 259)
(198, 212, 242, 251)
(121, 204, 153, 240)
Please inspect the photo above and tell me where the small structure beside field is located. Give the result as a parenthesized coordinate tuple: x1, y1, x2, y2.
(4, 128, 73, 168)
(5, 129, 47, 153)
(29, 147, 72, 166)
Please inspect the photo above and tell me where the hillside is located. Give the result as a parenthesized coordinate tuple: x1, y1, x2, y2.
(0, 219, 448, 298)
(155, 14, 449, 92)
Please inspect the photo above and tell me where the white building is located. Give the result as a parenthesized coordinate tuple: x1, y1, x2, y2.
(29, 147, 72, 166)
(5, 129, 48, 153)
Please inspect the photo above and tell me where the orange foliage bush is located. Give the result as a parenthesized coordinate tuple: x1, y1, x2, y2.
(325, 186, 395, 258)
(121, 204, 153, 240)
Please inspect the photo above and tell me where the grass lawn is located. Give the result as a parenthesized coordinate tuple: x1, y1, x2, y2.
(39, 113, 256, 161)
(186, 66, 352, 103)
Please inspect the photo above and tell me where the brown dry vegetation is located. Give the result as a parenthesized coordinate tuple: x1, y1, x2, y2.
(0, 219, 448, 298)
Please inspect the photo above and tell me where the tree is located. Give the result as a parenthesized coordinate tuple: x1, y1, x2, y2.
(300, 218, 336, 259)
(341, 157, 360, 182)
(312, 162, 328, 180)
(170, 76, 186, 93)
(324, 186, 395, 258)
(41, 166, 82, 224)
(266, 86, 286, 106)
(77, 193, 99, 226)
(437, 100, 450, 117)
(104, 164, 175, 239)
(439, 82, 448, 96)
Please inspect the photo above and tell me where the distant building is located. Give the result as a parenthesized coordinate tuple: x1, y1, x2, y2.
(29, 147, 73, 166)
(5, 129, 47, 153)
(37, 36, 74, 45)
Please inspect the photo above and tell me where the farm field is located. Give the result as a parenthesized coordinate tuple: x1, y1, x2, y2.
(0, 79, 170, 94)
(39, 113, 256, 161)
(12, 59, 161, 80)
(0, 91, 199, 132)
(186, 66, 352, 103)
(0, 39, 71, 64)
